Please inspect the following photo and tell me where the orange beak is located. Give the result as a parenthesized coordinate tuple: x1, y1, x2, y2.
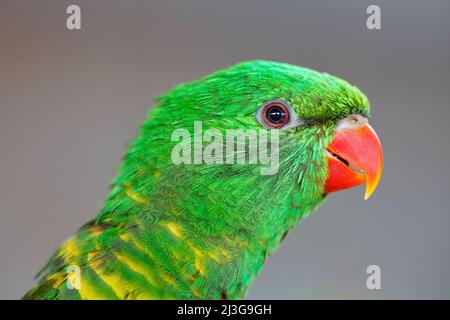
(324, 123, 383, 200)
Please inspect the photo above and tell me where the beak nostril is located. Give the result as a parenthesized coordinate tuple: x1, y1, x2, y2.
(350, 116, 358, 123)
(335, 114, 368, 131)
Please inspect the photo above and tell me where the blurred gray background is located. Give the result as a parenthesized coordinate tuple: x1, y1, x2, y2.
(1, 0, 449, 299)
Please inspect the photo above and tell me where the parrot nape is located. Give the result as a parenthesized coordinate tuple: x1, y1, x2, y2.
(23, 60, 383, 300)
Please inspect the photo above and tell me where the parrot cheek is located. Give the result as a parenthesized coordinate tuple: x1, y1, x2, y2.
(324, 123, 383, 200)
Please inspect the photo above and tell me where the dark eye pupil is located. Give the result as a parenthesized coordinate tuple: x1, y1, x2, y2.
(266, 106, 286, 123)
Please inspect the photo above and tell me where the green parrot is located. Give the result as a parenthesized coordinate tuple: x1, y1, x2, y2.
(23, 60, 383, 300)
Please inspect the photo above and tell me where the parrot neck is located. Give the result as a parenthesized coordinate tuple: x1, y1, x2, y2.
(96, 186, 290, 299)
(91, 125, 329, 299)
(94, 167, 326, 298)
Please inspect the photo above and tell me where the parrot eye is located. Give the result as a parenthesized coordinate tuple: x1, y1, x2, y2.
(256, 99, 296, 129)
(264, 104, 289, 126)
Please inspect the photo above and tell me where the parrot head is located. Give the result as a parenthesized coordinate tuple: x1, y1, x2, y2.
(133, 60, 383, 253)
(151, 60, 382, 199)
